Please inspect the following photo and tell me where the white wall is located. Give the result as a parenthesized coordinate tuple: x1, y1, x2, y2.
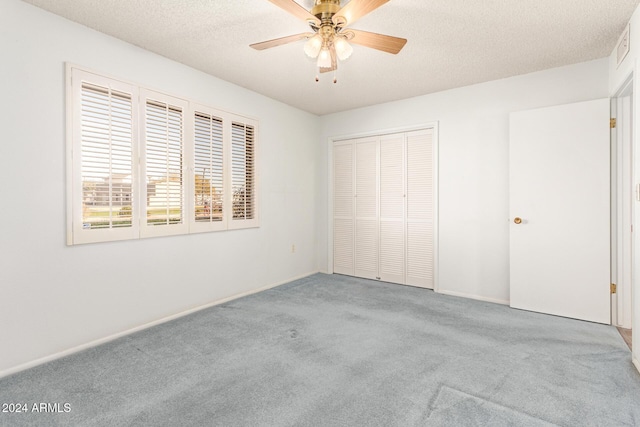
(608, 4, 640, 372)
(317, 59, 610, 304)
(0, 0, 319, 375)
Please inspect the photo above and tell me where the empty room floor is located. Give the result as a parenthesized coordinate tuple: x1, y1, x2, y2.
(1, 274, 639, 426)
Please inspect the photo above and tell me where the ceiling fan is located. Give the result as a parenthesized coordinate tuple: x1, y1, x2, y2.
(250, 0, 407, 81)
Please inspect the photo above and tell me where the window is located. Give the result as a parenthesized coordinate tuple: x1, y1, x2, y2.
(67, 66, 259, 245)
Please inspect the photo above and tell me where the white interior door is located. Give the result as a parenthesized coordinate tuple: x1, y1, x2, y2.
(509, 98, 611, 324)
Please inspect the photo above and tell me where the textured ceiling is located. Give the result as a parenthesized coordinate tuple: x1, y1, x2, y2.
(22, 0, 640, 115)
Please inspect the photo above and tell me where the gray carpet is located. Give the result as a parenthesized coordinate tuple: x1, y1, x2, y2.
(1, 273, 639, 426)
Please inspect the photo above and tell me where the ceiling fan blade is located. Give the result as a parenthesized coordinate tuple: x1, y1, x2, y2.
(332, 0, 389, 27)
(320, 45, 337, 73)
(346, 29, 406, 54)
(250, 33, 313, 50)
(268, 0, 321, 26)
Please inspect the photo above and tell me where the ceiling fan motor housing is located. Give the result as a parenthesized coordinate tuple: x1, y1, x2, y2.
(312, 0, 341, 22)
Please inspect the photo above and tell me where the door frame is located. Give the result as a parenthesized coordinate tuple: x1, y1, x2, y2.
(611, 75, 633, 329)
(612, 64, 639, 374)
(327, 122, 440, 291)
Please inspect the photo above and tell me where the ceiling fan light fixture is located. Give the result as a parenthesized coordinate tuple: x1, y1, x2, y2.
(251, 0, 408, 78)
(304, 34, 322, 58)
(334, 37, 353, 61)
(317, 47, 332, 68)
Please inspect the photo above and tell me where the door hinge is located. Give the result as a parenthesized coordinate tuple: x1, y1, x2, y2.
(611, 283, 617, 294)
(610, 118, 617, 129)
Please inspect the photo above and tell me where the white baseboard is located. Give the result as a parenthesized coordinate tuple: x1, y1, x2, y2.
(436, 289, 510, 306)
(0, 271, 319, 379)
(633, 356, 640, 375)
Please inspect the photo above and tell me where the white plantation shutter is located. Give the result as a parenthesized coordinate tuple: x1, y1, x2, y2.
(230, 120, 258, 228)
(406, 129, 434, 288)
(333, 142, 355, 275)
(354, 138, 378, 280)
(68, 66, 259, 244)
(379, 134, 405, 284)
(141, 91, 188, 237)
(70, 69, 138, 244)
(193, 109, 225, 231)
(80, 84, 133, 229)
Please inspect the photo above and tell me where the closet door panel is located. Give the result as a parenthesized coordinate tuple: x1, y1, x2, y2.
(333, 142, 354, 275)
(354, 139, 378, 279)
(379, 134, 405, 284)
(406, 129, 434, 288)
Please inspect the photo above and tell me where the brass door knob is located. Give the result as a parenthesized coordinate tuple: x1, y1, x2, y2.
(514, 217, 522, 224)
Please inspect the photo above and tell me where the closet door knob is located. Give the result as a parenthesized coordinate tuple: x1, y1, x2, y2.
(514, 217, 522, 224)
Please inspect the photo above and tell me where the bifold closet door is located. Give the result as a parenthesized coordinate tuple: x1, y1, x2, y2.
(332, 128, 435, 288)
(354, 138, 379, 280)
(406, 129, 434, 288)
(379, 134, 405, 284)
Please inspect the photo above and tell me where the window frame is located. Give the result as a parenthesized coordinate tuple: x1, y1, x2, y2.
(66, 64, 259, 245)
